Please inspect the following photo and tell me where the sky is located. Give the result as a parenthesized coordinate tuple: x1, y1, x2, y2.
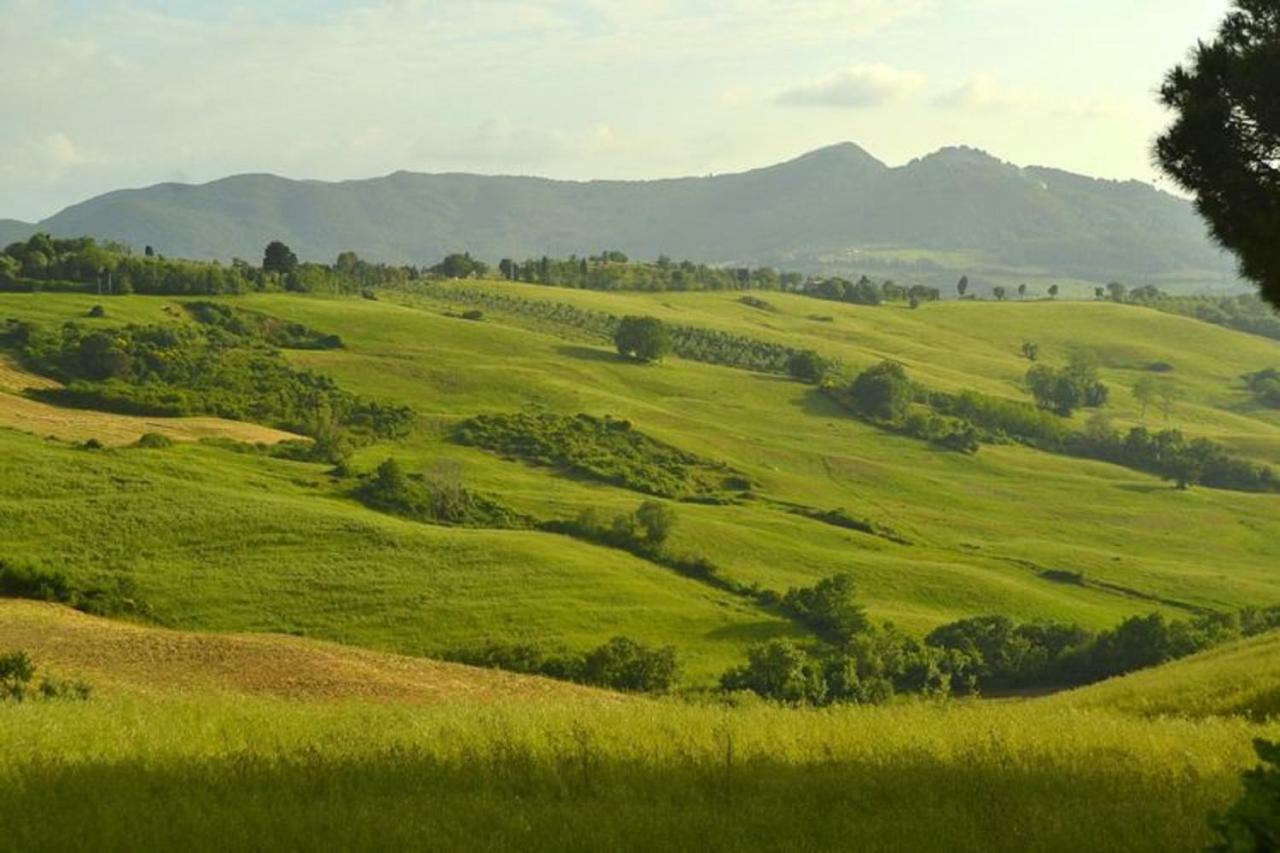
(0, 0, 1233, 221)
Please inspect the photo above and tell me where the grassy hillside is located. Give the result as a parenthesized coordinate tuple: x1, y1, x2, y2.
(0, 288, 1277, 683)
(1062, 629, 1280, 721)
(0, 612, 1275, 852)
(0, 600, 608, 703)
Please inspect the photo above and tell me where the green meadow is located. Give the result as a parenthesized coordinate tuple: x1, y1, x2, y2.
(1, 286, 1278, 678)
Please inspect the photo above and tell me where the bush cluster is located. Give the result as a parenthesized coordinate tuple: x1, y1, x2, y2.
(450, 635, 680, 694)
(354, 458, 527, 528)
(455, 412, 748, 501)
(0, 650, 92, 703)
(0, 560, 151, 618)
(0, 318, 413, 443)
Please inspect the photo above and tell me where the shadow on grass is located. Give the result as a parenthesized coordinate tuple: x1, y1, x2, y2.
(555, 345, 624, 364)
(0, 748, 1223, 852)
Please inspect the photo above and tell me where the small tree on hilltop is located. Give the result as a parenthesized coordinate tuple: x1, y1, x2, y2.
(957, 276, 969, 298)
(1049, 284, 1060, 299)
(614, 316, 671, 362)
(993, 286, 1007, 301)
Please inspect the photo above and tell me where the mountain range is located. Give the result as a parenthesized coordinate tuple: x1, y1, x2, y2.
(0, 143, 1235, 287)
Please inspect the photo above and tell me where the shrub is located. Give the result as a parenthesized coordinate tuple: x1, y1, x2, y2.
(781, 574, 869, 646)
(1210, 740, 1280, 851)
(848, 361, 913, 422)
(0, 650, 90, 703)
(455, 412, 745, 501)
(786, 350, 829, 384)
(614, 316, 671, 362)
(87, 305, 106, 318)
(135, 432, 174, 449)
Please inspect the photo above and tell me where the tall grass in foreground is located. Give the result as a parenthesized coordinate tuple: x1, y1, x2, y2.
(1, 693, 1275, 852)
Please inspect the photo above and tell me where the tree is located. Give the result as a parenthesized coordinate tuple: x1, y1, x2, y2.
(1021, 341, 1040, 362)
(993, 286, 1008, 301)
(957, 276, 969, 298)
(720, 640, 827, 704)
(581, 637, 680, 694)
(1048, 284, 1060, 299)
(1133, 376, 1160, 421)
(782, 574, 869, 646)
(262, 241, 298, 274)
(786, 350, 828, 384)
(1018, 283, 1028, 299)
(1106, 281, 1128, 302)
(431, 253, 488, 279)
(614, 316, 671, 362)
(144, 245, 155, 258)
(634, 500, 677, 546)
(0, 650, 35, 701)
(1156, 1, 1280, 309)
(0, 255, 18, 286)
(77, 332, 131, 380)
(849, 360, 913, 422)
(1210, 739, 1280, 851)
(1095, 286, 1106, 300)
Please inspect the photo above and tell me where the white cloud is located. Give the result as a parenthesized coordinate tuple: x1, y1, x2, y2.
(776, 64, 927, 108)
(934, 73, 1033, 111)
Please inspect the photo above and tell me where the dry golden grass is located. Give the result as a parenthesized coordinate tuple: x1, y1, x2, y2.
(0, 355, 299, 446)
(0, 600, 614, 704)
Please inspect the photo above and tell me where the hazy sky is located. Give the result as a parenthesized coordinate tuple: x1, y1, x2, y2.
(1, 0, 1232, 221)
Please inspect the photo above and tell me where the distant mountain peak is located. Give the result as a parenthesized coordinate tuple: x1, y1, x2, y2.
(785, 142, 887, 171)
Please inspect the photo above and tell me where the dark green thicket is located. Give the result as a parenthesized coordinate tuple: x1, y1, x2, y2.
(353, 458, 527, 529)
(450, 635, 680, 694)
(721, 572, 1280, 705)
(826, 360, 1276, 492)
(0, 650, 92, 703)
(0, 318, 413, 444)
(455, 413, 750, 501)
(183, 302, 344, 350)
(1211, 740, 1280, 851)
(0, 560, 150, 619)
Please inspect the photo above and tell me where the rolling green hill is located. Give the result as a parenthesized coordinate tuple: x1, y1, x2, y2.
(0, 286, 1277, 687)
(10, 144, 1237, 290)
(3, 282, 1278, 851)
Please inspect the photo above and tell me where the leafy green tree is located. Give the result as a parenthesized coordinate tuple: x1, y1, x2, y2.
(1157, 1, 1280, 309)
(262, 241, 299, 274)
(782, 574, 869, 646)
(581, 637, 680, 694)
(1095, 286, 1106, 300)
(786, 350, 829, 384)
(993, 286, 1007, 301)
(0, 255, 18, 286)
(0, 650, 35, 701)
(720, 640, 827, 704)
(77, 332, 131, 380)
(1048, 284, 1060, 299)
(614, 316, 671, 362)
(431, 252, 489, 279)
(1018, 283, 1028, 298)
(1133, 376, 1160, 420)
(634, 500, 677, 546)
(1107, 281, 1128, 302)
(957, 276, 969, 297)
(849, 361, 913, 422)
